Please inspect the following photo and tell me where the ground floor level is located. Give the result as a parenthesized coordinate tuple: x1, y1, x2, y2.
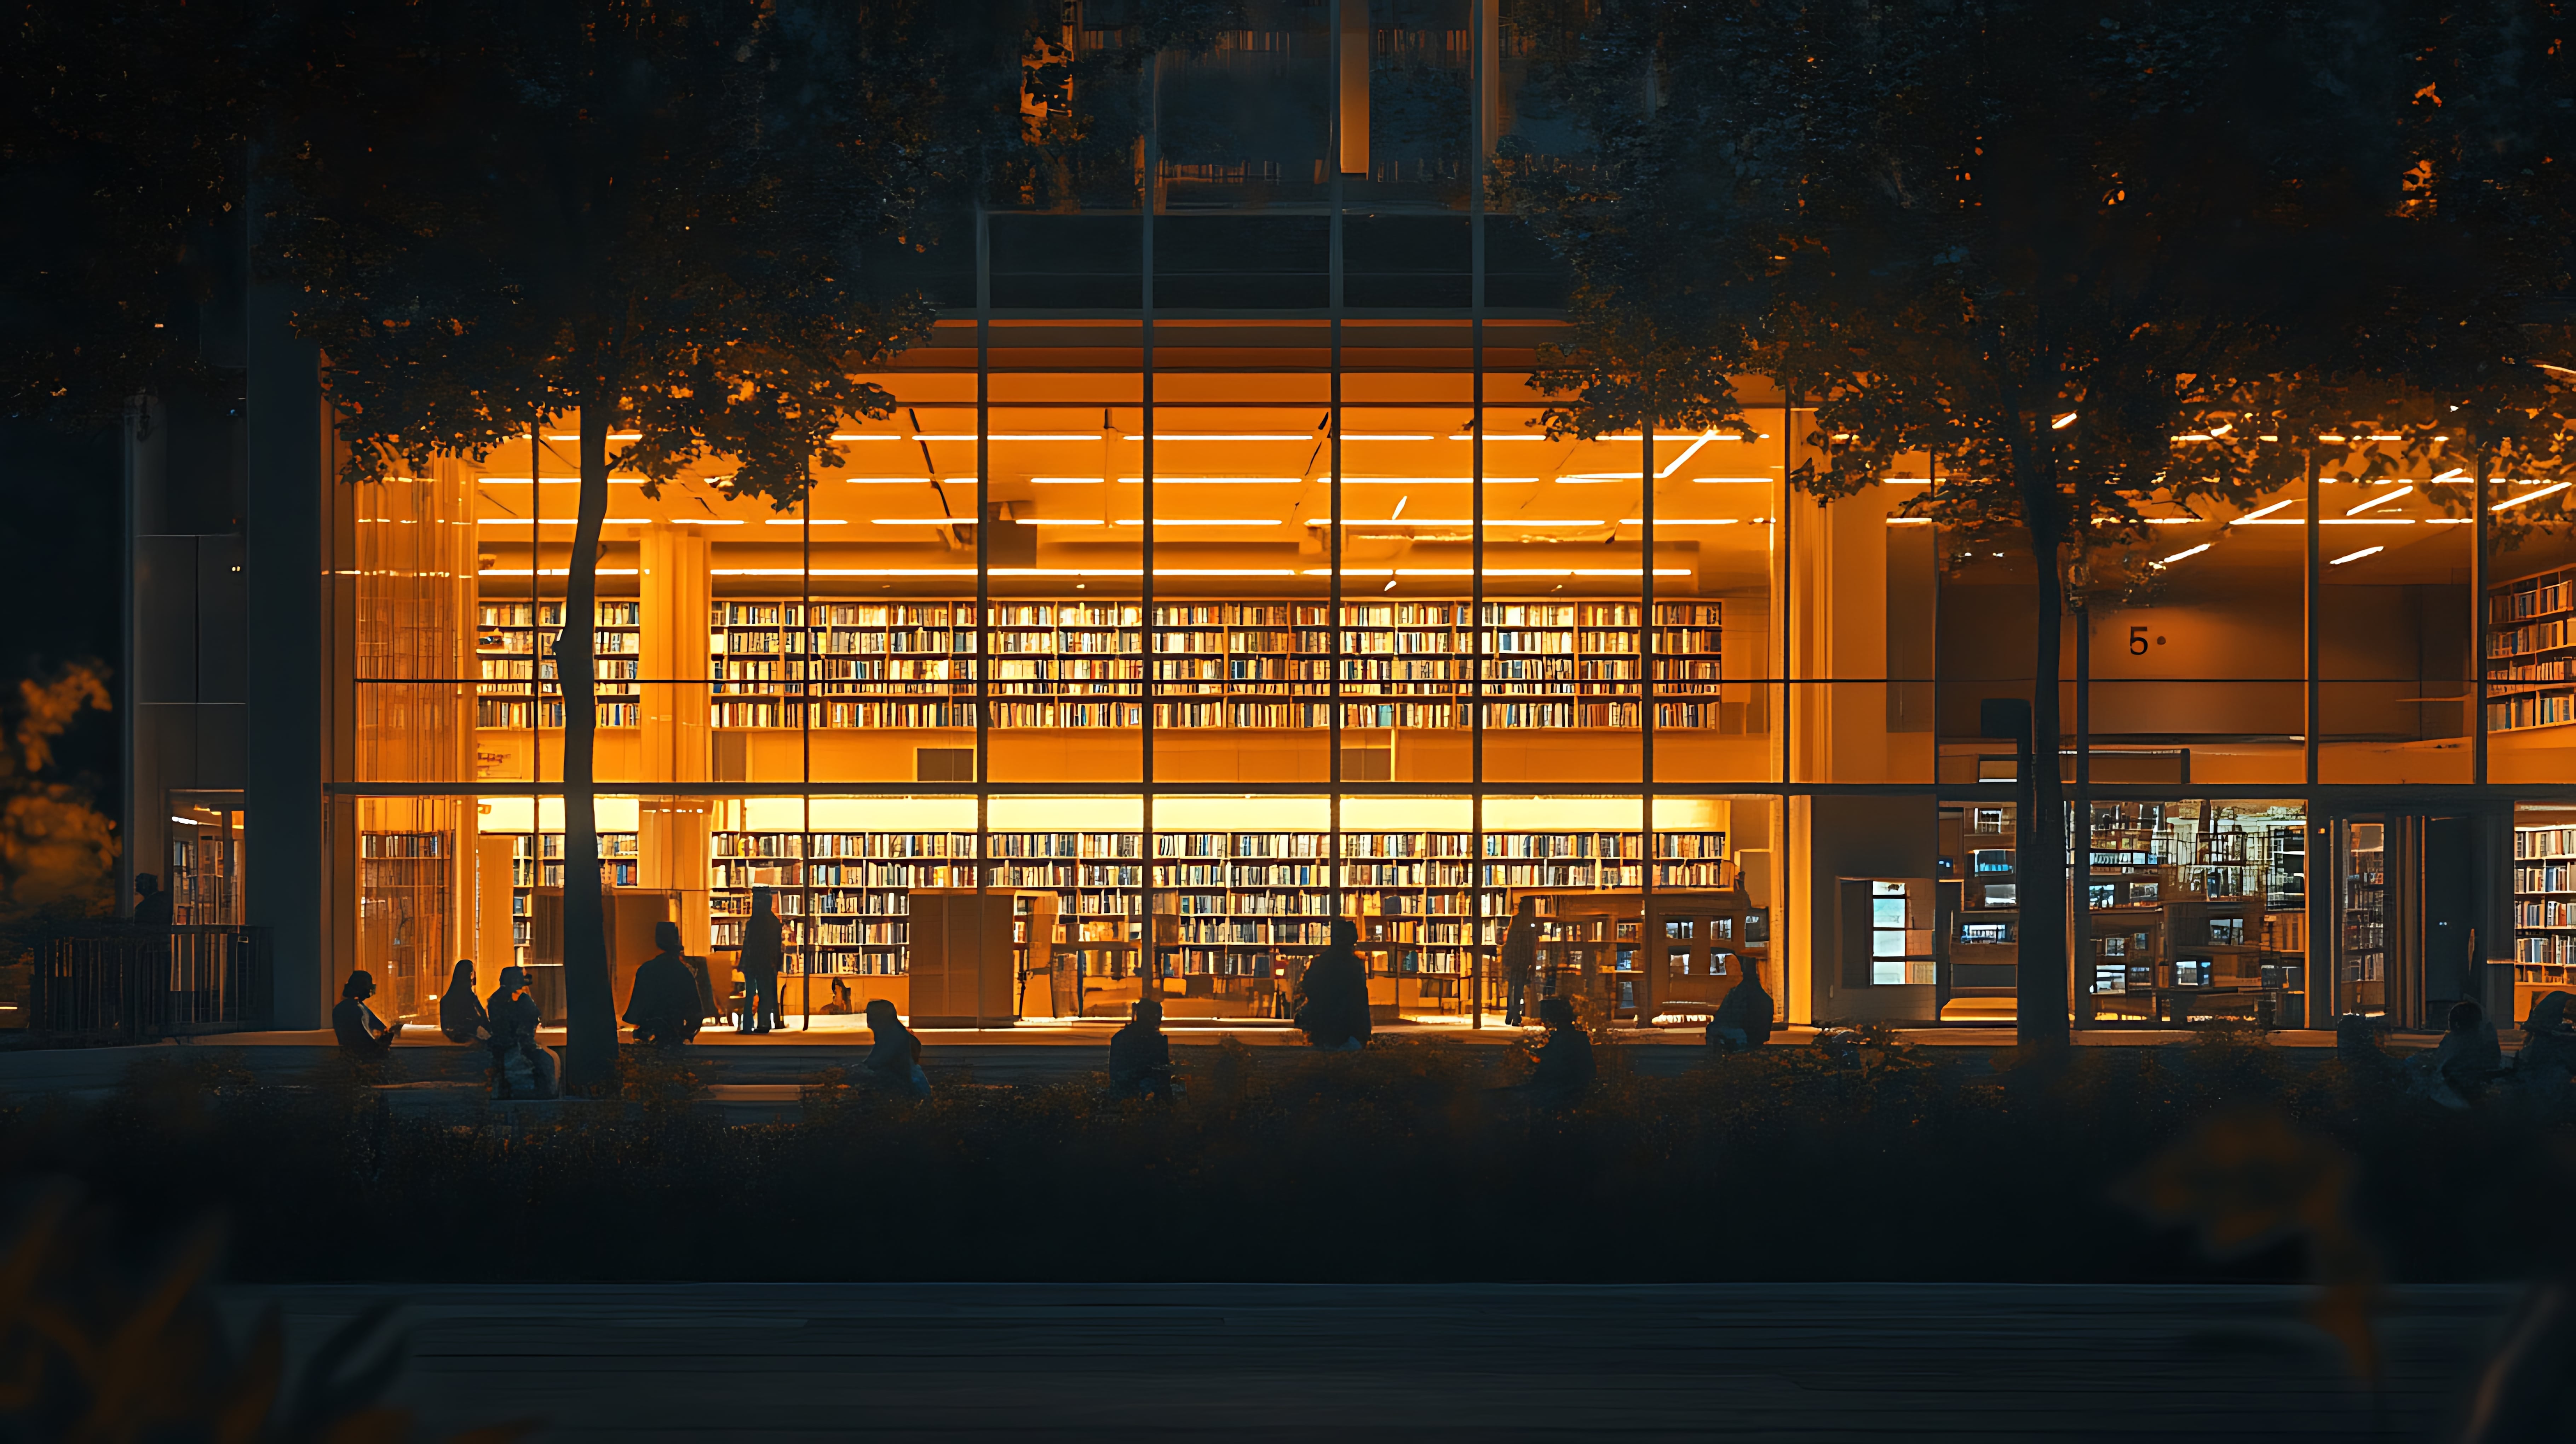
(145, 778, 2574, 1036)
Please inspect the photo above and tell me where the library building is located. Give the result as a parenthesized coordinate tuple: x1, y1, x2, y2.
(125, 23, 2576, 1039)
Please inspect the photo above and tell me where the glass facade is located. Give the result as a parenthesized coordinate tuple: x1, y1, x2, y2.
(127, 18, 2574, 1034)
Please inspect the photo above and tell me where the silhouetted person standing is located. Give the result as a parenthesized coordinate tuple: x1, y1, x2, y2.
(736, 886, 784, 1033)
(1295, 918, 1371, 1051)
(1109, 998, 1174, 1100)
(1526, 995, 1596, 1103)
(1707, 961, 1776, 1052)
(624, 920, 703, 1047)
(332, 970, 401, 1059)
(485, 964, 559, 1098)
(862, 998, 928, 1096)
(1498, 896, 1539, 1027)
(438, 959, 490, 1044)
(131, 872, 173, 928)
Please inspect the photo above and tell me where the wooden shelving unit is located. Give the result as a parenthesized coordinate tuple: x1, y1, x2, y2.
(2487, 566, 2576, 732)
(476, 601, 641, 728)
(696, 596, 1723, 731)
(2513, 821, 2576, 1016)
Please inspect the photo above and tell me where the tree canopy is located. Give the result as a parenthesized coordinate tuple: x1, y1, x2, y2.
(268, 0, 993, 1085)
(1507, 0, 2576, 1044)
(1, 0, 253, 427)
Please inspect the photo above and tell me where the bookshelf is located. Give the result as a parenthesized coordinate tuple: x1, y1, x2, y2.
(486, 830, 640, 972)
(706, 828, 975, 976)
(476, 601, 642, 728)
(710, 602, 977, 730)
(1345, 830, 1477, 1001)
(357, 830, 452, 1022)
(2340, 821, 2388, 1012)
(695, 596, 1723, 731)
(2513, 822, 2576, 1016)
(1150, 830, 1332, 990)
(2486, 566, 2576, 732)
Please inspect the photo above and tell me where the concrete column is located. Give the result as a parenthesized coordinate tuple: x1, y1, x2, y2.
(639, 523, 712, 954)
(244, 281, 329, 1027)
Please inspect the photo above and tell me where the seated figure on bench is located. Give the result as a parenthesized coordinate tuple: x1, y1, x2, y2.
(484, 965, 560, 1099)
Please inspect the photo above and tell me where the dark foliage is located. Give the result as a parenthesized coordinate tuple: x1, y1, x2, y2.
(7, 1041, 2568, 1287)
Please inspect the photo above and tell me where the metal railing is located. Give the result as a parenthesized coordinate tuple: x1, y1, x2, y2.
(29, 927, 272, 1045)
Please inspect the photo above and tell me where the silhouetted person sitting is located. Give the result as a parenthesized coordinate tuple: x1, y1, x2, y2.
(484, 964, 559, 1099)
(1499, 896, 1539, 1027)
(862, 998, 928, 1096)
(817, 978, 854, 1015)
(438, 958, 489, 1044)
(1706, 963, 1775, 1052)
(131, 872, 173, 929)
(1526, 995, 1596, 1104)
(2434, 998, 2503, 1084)
(624, 920, 703, 1048)
(736, 886, 785, 1033)
(1295, 918, 1371, 1052)
(332, 970, 401, 1060)
(1109, 998, 1174, 1100)
(2519, 990, 2576, 1079)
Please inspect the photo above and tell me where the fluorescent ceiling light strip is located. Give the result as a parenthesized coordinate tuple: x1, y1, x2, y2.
(1115, 518, 1281, 526)
(1560, 430, 1725, 484)
(2319, 518, 2416, 525)
(2347, 484, 2414, 515)
(1147, 433, 1314, 441)
(844, 477, 932, 485)
(2161, 544, 2212, 564)
(830, 434, 907, 441)
(1620, 518, 1741, 525)
(1015, 518, 1103, 526)
(545, 433, 643, 441)
(1446, 434, 1556, 441)
(766, 519, 845, 526)
(714, 567, 973, 577)
(1115, 477, 1310, 485)
(2430, 468, 2469, 483)
(2329, 546, 2385, 566)
(475, 477, 649, 485)
(1691, 477, 1776, 484)
(1341, 434, 1438, 441)
(2230, 498, 2299, 524)
(483, 568, 642, 577)
(1303, 518, 1604, 528)
(871, 517, 976, 525)
(911, 432, 1102, 441)
(1346, 477, 1534, 485)
(1883, 518, 1933, 526)
(2493, 481, 2572, 511)
(486, 518, 655, 526)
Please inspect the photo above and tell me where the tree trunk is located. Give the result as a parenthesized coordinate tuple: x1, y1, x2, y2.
(557, 416, 616, 1090)
(2017, 505, 2072, 1049)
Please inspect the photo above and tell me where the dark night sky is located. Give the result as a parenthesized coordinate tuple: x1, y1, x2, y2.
(1, 419, 127, 812)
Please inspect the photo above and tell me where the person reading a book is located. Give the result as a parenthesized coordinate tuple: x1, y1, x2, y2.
(331, 970, 402, 1061)
(1109, 998, 1174, 1101)
(624, 921, 704, 1048)
(1706, 964, 1775, 1053)
(862, 998, 930, 1096)
(1294, 919, 1370, 1052)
